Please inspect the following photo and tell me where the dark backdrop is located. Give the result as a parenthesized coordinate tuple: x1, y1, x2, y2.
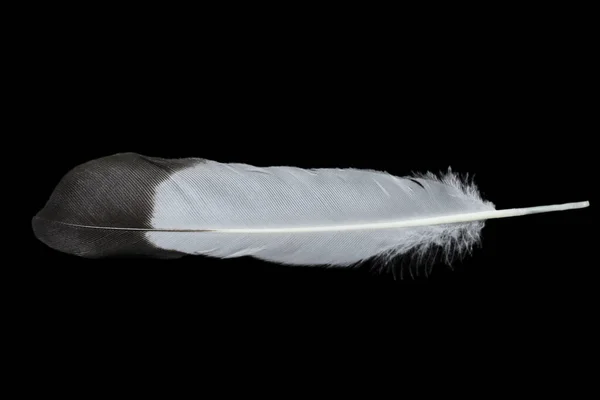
(12, 10, 598, 396)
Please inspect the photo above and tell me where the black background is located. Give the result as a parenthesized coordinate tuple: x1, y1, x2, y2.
(25, 20, 593, 290)
(10, 8, 598, 393)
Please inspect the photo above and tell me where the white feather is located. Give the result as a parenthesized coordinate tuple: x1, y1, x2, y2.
(32, 153, 589, 266)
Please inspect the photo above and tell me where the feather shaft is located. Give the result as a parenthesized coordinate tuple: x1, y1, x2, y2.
(36, 201, 588, 233)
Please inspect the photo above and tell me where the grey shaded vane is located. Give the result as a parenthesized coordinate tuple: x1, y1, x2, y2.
(32, 153, 204, 258)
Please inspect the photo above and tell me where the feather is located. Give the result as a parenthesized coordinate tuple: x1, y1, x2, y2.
(32, 153, 589, 268)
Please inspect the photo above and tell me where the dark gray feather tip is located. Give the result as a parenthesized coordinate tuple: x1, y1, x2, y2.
(32, 152, 202, 258)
